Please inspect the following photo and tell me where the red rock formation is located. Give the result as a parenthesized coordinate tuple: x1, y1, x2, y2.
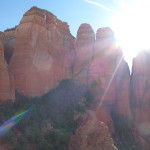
(9, 7, 75, 97)
(131, 50, 150, 135)
(3, 28, 16, 64)
(2, 8, 131, 120)
(0, 33, 14, 101)
(74, 23, 95, 85)
(72, 27, 131, 137)
(68, 110, 118, 150)
(1, 7, 130, 117)
(69, 27, 131, 143)
(86, 27, 131, 117)
(2, 6, 150, 149)
(0, 9, 131, 139)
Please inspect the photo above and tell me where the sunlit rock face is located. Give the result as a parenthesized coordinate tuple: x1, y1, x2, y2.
(0, 33, 14, 101)
(9, 7, 75, 97)
(68, 110, 118, 150)
(131, 50, 150, 135)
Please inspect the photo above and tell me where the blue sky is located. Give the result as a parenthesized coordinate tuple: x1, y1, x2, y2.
(0, 0, 120, 36)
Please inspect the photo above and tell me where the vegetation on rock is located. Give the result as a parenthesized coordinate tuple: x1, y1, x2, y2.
(0, 79, 94, 150)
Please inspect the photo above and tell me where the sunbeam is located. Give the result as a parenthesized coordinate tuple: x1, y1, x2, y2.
(97, 56, 123, 110)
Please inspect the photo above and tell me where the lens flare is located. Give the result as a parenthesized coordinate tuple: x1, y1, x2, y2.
(0, 109, 29, 137)
(112, 0, 150, 65)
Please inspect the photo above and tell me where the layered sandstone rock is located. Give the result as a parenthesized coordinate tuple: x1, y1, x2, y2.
(0, 33, 14, 101)
(69, 110, 118, 150)
(131, 50, 150, 135)
(9, 7, 75, 97)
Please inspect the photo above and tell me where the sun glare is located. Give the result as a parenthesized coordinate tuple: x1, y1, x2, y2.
(111, 0, 150, 65)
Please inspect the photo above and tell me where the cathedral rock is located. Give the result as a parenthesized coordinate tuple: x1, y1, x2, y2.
(1, 6, 150, 150)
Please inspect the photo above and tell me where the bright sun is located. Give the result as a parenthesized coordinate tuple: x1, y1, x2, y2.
(111, 0, 150, 65)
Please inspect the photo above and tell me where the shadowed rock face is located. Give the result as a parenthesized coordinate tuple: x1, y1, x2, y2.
(131, 51, 150, 135)
(0, 34, 15, 101)
(3, 28, 16, 64)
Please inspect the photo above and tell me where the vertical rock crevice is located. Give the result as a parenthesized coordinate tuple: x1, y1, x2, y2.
(0, 33, 15, 101)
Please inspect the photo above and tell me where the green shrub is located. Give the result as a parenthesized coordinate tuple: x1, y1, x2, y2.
(0, 79, 94, 150)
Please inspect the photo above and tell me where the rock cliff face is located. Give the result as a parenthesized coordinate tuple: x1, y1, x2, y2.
(72, 26, 131, 135)
(0, 33, 14, 101)
(9, 7, 75, 97)
(1, 8, 131, 115)
(131, 50, 150, 135)
(89, 27, 131, 117)
(2, 6, 150, 150)
(74, 26, 131, 116)
(0, 7, 131, 121)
